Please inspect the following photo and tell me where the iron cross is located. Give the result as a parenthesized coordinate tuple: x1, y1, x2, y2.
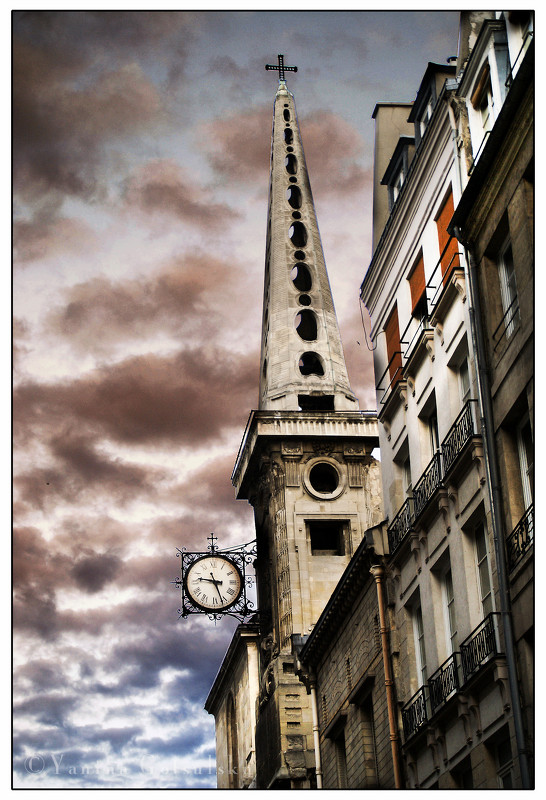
(265, 54, 298, 82)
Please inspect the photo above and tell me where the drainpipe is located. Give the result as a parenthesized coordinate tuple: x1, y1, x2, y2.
(452, 227, 531, 789)
(309, 678, 323, 789)
(370, 564, 403, 788)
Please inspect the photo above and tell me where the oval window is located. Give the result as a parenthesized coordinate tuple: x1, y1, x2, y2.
(283, 109, 290, 121)
(295, 309, 317, 341)
(294, 250, 306, 260)
(299, 352, 324, 376)
(289, 221, 307, 247)
(290, 263, 312, 292)
(287, 185, 302, 209)
(284, 128, 293, 144)
(285, 154, 297, 175)
(299, 294, 312, 306)
(309, 462, 339, 494)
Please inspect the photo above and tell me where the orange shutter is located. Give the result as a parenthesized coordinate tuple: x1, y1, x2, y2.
(436, 190, 460, 284)
(385, 305, 402, 384)
(408, 254, 426, 314)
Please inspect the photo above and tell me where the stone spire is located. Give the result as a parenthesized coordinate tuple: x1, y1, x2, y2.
(259, 76, 359, 412)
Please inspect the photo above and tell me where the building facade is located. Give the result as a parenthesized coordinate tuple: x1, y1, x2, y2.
(360, 9, 533, 789)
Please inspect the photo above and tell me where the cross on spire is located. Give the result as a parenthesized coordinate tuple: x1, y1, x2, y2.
(265, 54, 298, 83)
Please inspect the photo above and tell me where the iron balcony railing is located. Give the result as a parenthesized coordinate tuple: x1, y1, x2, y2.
(376, 351, 404, 406)
(428, 653, 460, 716)
(402, 685, 428, 741)
(412, 451, 442, 521)
(387, 498, 414, 554)
(492, 293, 520, 351)
(386, 400, 481, 553)
(506, 505, 533, 572)
(460, 613, 500, 684)
(441, 400, 478, 476)
(427, 242, 464, 310)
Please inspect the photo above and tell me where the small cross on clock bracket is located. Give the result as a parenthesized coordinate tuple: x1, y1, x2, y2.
(172, 534, 257, 623)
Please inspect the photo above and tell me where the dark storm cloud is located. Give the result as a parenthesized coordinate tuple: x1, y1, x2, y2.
(13, 37, 162, 203)
(45, 251, 252, 354)
(15, 347, 258, 451)
(71, 553, 123, 594)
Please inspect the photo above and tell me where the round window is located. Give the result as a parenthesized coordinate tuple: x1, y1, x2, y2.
(303, 459, 346, 500)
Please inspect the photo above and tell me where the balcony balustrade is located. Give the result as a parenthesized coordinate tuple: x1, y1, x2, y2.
(506, 505, 533, 571)
(460, 613, 500, 683)
(412, 451, 442, 521)
(402, 686, 428, 741)
(387, 498, 414, 554)
(441, 400, 477, 476)
(428, 653, 459, 715)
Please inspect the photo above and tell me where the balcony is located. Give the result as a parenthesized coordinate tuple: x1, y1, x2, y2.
(460, 613, 501, 684)
(413, 451, 442, 521)
(428, 653, 459, 715)
(402, 686, 428, 741)
(402, 615, 505, 743)
(441, 400, 479, 478)
(506, 505, 533, 572)
(387, 498, 414, 554)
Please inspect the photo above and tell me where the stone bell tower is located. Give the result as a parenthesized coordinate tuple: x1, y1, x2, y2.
(228, 57, 382, 788)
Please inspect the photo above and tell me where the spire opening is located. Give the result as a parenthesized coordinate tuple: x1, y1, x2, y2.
(289, 221, 307, 247)
(291, 264, 312, 292)
(295, 309, 318, 341)
(299, 352, 324, 376)
(287, 186, 302, 209)
(285, 154, 297, 175)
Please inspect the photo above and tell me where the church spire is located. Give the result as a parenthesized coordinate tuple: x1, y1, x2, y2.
(259, 58, 358, 412)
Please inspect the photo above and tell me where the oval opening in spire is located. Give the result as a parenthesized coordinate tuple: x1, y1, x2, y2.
(287, 185, 302, 209)
(295, 309, 318, 341)
(290, 263, 312, 291)
(285, 154, 297, 175)
(283, 109, 290, 121)
(299, 352, 324, 376)
(284, 128, 293, 144)
(289, 221, 307, 247)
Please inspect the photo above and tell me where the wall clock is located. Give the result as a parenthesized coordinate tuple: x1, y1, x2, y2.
(173, 534, 257, 622)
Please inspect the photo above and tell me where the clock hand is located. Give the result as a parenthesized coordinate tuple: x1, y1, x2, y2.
(211, 573, 224, 601)
(196, 577, 223, 584)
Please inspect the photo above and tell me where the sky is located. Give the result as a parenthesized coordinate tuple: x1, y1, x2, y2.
(13, 7, 460, 789)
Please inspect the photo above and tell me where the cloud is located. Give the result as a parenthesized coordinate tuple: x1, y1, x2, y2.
(201, 105, 370, 198)
(43, 251, 253, 356)
(15, 346, 258, 452)
(123, 159, 240, 228)
(199, 105, 271, 185)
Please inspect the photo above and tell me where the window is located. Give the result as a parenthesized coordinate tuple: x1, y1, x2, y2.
(458, 357, 470, 403)
(419, 94, 434, 138)
(308, 521, 346, 556)
(435, 189, 460, 285)
(428, 410, 440, 457)
(408, 253, 427, 319)
(403, 456, 413, 499)
(517, 414, 534, 510)
(359, 698, 378, 787)
(381, 137, 414, 211)
(384, 304, 403, 386)
(442, 568, 458, 654)
(226, 694, 239, 788)
(497, 237, 519, 338)
(334, 730, 348, 788)
(471, 63, 494, 145)
(413, 604, 427, 686)
(495, 728, 514, 789)
(475, 524, 493, 618)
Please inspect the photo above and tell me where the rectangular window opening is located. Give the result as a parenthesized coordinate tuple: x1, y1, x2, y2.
(308, 521, 346, 556)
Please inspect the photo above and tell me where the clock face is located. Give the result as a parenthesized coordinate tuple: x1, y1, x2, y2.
(184, 555, 243, 611)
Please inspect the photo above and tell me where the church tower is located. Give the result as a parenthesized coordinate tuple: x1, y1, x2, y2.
(228, 58, 382, 788)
